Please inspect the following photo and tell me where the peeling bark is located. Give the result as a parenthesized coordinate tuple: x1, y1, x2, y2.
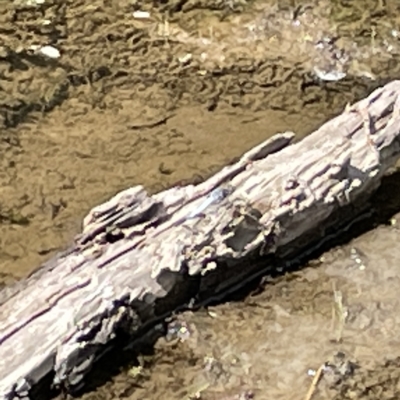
(1, 81, 400, 400)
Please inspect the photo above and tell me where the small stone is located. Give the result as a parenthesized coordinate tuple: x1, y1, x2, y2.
(178, 53, 192, 64)
(38, 45, 60, 59)
(132, 10, 150, 19)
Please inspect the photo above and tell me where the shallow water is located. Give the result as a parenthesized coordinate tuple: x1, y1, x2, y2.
(1, 0, 400, 399)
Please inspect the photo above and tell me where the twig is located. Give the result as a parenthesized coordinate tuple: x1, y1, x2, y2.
(303, 364, 325, 400)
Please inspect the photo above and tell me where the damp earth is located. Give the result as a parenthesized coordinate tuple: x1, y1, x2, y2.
(2, 0, 400, 399)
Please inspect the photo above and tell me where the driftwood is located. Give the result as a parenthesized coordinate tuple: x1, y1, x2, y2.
(1, 81, 400, 400)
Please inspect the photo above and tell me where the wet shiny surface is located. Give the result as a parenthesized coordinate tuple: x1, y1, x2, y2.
(1, 0, 400, 399)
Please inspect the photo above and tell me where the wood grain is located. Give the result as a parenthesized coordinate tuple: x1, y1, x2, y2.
(1, 81, 400, 400)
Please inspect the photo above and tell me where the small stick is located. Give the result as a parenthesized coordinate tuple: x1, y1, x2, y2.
(303, 364, 325, 400)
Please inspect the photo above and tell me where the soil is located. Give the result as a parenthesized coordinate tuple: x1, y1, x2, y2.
(2, 0, 400, 399)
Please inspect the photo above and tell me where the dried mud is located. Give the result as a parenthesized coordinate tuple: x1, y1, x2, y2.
(1, 0, 400, 399)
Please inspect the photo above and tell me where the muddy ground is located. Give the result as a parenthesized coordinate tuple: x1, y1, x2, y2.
(2, 0, 400, 399)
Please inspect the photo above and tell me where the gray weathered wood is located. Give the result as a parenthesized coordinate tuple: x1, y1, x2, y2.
(2, 81, 400, 400)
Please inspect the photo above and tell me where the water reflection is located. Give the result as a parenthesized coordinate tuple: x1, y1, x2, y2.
(128, 189, 400, 400)
(149, 0, 400, 81)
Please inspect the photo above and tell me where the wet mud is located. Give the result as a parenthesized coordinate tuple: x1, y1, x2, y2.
(2, 0, 400, 399)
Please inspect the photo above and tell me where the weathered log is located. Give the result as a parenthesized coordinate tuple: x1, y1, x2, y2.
(1, 81, 400, 400)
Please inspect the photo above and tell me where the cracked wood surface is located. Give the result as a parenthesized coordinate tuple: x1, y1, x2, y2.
(1, 81, 400, 400)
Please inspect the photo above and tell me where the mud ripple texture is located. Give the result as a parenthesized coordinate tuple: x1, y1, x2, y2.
(1, 0, 400, 399)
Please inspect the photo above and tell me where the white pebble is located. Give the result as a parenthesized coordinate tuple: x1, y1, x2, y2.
(313, 66, 346, 82)
(132, 10, 150, 19)
(38, 45, 60, 59)
(307, 369, 316, 376)
(178, 53, 192, 64)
